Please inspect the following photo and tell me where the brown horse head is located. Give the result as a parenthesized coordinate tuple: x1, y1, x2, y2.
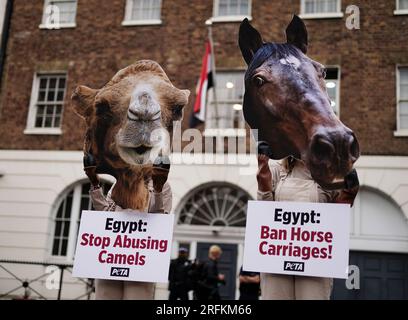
(239, 16, 360, 187)
(72, 60, 190, 177)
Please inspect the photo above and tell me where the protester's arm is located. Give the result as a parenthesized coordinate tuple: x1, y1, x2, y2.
(257, 154, 274, 201)
(148, 182, 172, 214)
(83, 153, 112, 211)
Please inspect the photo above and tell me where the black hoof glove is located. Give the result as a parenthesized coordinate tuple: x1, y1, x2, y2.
(83, 152, 99, 187)
(153, 155, 171, 171)
(344, 168, 359, 190)
(257, 141, 274, 159)
(152, 156, 170, 193)
(83, 153, 97, 169)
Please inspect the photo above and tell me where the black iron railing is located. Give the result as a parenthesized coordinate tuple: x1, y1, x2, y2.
(0, 259, 94, 300)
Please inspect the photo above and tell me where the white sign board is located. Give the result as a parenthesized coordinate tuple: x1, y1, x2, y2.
(72, 211, 174, 283)
(243, 201, 350, 279)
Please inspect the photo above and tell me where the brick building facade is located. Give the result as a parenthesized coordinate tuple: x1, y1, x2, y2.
(0, 0, 407, 300)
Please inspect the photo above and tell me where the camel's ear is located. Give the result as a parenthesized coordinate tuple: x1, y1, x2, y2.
(182, 89, 190, 102)
(286, 15, 308, 54)
(239, 18, 264, 65)
(71, 85, 98, 119)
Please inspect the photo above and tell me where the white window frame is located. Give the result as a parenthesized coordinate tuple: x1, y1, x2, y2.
(24, 72, 67, 135)
(211, 0, 252, 23)
(122, 0, 162, 26)
(39, 0, 77, 29)
(394, 65, 408, 137)
(325, 66, 341, 117)
(299, 0, 344, 19)
(394, 0, 408, 15)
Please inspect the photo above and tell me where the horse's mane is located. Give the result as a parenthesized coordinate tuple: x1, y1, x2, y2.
(104, 60, 171, 87)
(245, 43, 303, 80)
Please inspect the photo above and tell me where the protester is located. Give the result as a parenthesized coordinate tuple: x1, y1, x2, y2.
(257, 151, 359, 300)
(168, 247, 192, 300)
(194, 245, 225, 300)
(238, 266, 260, 300)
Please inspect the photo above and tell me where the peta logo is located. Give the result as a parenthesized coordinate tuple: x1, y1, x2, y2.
(110, 267, 130, 277)
(283, 261, 305, 272)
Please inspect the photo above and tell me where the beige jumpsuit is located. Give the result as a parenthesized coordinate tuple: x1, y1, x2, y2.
(257, 161, 338, 300)
(89, 181, 172, 300)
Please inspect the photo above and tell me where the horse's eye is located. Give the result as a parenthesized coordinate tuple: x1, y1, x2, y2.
(321, 68, 327, 79)
(253, 76, 265, 87)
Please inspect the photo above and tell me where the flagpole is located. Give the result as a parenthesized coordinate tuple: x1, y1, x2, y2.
(205, 18, 220, 130)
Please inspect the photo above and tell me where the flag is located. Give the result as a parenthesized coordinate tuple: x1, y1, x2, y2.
(190, 41, 214, 128)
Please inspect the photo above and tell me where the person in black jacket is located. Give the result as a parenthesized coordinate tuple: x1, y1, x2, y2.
(196, 245, 225, 300)
(238, 266, 260, 300)
(168, 247, 192, 300)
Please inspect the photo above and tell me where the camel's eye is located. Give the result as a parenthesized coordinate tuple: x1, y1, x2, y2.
(95, 100, 111, 117)
(321, 68, 327, 79)
(173, 105, 184, 118)
(253, 76, 265, 87)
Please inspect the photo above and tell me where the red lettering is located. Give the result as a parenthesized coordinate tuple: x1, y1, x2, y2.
(98, 250, 107, 263)
(80, 233, 89, 246)
(260, 226, 269, 239)
(259, 241, 267, 254)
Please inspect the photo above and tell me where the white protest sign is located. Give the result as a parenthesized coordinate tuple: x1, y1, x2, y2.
(72, 211, 174, 283)
(243, 201, 350, 279)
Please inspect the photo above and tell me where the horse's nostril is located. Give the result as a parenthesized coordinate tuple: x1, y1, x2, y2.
(311, 135, 335, 162)
(349, 135, 360, 162)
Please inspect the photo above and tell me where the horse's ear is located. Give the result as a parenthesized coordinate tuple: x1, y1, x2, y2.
(71, 85, 98, 119)
(239, 18, 263, 65)
(286, 15, 308, 54)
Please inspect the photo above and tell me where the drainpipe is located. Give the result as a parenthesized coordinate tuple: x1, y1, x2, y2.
(0, 0, 13, 89)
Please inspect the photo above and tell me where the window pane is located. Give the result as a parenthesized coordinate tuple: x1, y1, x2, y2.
(58, 78, 66, 89)
(65, 192, 73, 218)
(50, 0, 77, 24)
(217, 0, 250, 16)
(54, 221, 62, 236)
(61, 239, 68, 256)
(400, 115, 408, 130)
(54, 116, 61, 128)
(40, 78, 48, 89)
(400, 68, 408, 84)
(52, 239, 60, 255)
(304, 0, 339, 13)
(400, 69, 408, 100)
(130, 0, 161, 20)
(218, 0, 228, 15)
(399, 0, 408, 10)
(63, 221, 70, 237)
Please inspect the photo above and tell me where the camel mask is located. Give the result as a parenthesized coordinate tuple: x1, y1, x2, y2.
(72, 60, 190, 208)
(239, 16, 360, 188)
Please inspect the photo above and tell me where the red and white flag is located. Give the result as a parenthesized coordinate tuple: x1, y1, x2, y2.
(190, 41, 214, 127)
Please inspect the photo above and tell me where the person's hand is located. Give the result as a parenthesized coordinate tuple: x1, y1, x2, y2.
(152, 156, 170, 193)
(218, 274, 225, 281)
(344, 168, 359, 191)
(337, 169, 359, 206)
(83, 153, 99, 187)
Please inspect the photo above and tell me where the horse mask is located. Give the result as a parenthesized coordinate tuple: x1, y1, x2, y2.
(239, 16, 360, 188)
(72, 60, 190, 209)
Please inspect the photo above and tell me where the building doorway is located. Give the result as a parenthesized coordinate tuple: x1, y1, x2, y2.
(332, 251, 408, 299)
